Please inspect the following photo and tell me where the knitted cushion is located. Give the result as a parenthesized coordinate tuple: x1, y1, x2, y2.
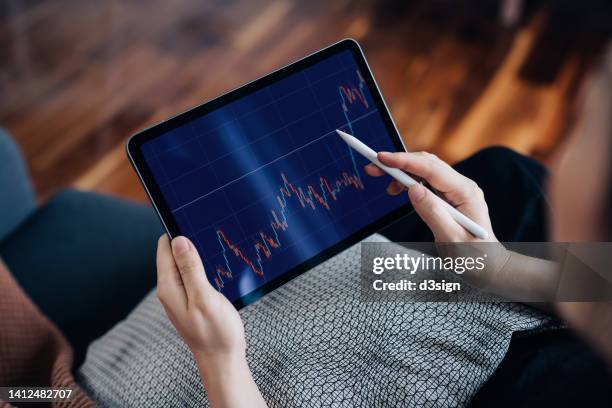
(78, 234, 551, 407)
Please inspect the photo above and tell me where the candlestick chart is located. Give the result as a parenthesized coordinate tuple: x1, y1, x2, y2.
(142, 50, 405, 301)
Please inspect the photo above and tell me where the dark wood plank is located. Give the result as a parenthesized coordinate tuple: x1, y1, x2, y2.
(0, 0, 604, 202)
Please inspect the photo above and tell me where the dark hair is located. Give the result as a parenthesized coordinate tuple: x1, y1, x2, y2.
(574, 42, 612, 240)
(601, 46, 612, 240)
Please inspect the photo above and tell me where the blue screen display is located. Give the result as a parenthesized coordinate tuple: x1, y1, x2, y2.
(140, 50, 406, 302)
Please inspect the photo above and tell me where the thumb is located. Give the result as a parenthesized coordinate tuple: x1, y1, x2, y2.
(171, 236, 215, 301)
(408, 184, 464, 241)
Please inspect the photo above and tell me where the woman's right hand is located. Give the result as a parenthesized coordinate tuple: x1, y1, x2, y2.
(364, 151, 564, 307)
(365, 151, 496, 243)
(365, 151, 516, 293)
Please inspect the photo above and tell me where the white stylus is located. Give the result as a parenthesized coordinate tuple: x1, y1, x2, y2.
(336, 129, 488, 240)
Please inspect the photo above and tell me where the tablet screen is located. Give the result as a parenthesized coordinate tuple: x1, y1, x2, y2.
(137, 45, 406, 303)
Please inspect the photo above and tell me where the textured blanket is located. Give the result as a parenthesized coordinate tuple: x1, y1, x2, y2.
(0, 260, 94, 407)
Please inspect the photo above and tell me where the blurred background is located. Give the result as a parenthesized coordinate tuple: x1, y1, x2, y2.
(1, 0, 611, 202)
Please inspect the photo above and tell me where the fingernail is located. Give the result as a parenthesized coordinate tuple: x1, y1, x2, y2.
(410, 183, 426, 202)
(377, 152, 391, 164)
(172, 236, 190, 256)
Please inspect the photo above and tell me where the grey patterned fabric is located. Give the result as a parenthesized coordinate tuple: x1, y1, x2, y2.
(79, 234, 552, 407)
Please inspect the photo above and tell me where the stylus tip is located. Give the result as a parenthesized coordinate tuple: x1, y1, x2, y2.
(336, 129, 352, 142)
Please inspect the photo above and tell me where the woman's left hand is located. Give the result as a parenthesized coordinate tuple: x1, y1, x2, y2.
(156, 235, 245, 361)
(156, 235, 267, 408)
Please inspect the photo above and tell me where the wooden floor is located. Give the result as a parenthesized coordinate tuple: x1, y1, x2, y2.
(0, 0, 605, 203)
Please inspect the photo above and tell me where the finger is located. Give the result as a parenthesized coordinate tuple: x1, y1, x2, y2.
(386, 180, 406, 196)
(364, 163, 386, 177)
(378, 152, 474, 201)
(408, 184, 465, 241)
(156, 235, 187, 310)
(171, 236, 215, 302)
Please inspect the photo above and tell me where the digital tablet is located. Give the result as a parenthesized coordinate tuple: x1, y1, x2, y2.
(127, 39, 410, 309)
